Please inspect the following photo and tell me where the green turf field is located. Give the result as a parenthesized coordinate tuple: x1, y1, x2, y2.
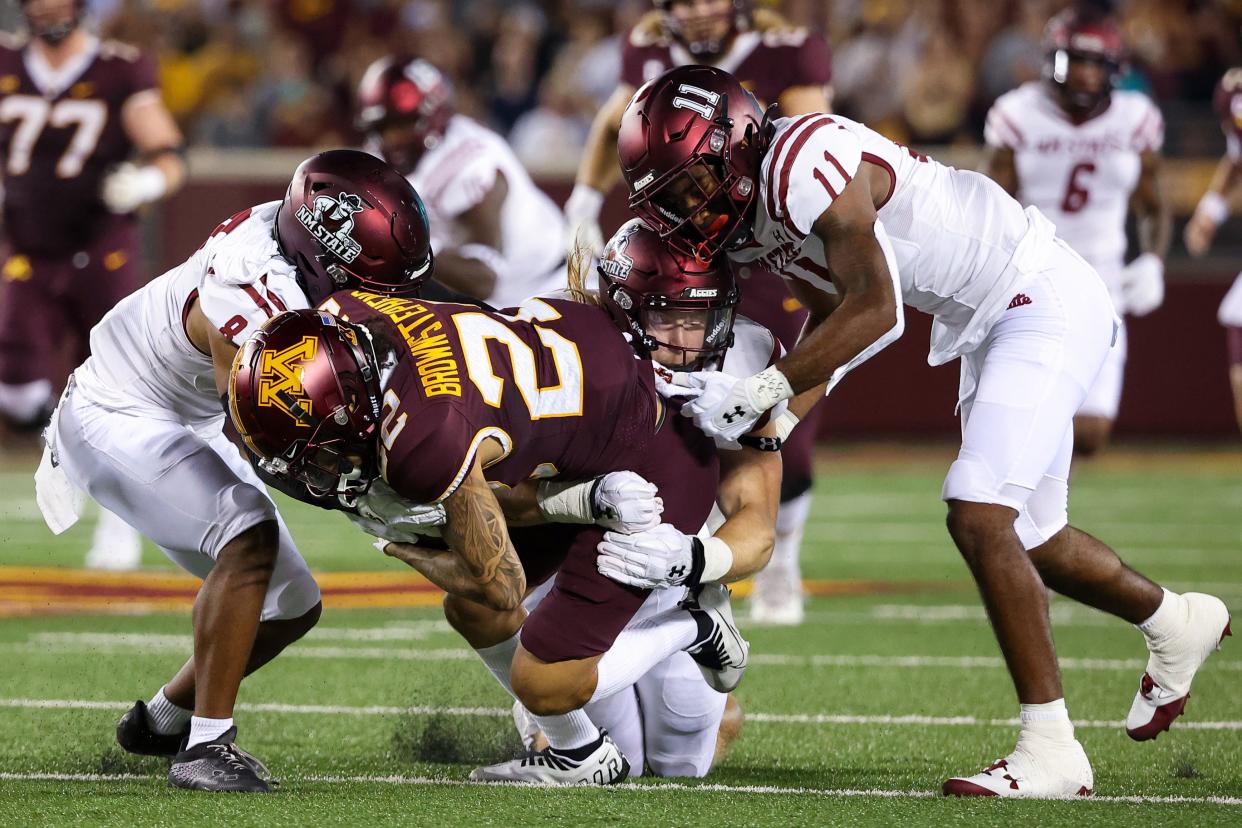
(1, 444, 1239, 826)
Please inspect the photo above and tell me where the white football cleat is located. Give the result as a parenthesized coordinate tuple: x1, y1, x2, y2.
(84, 509, 142, 571)
(1127, 592, 1231, 741)
(684, 583, 749, 693)
(943, 736, 1093, 799)
(469, 730, 629, 786)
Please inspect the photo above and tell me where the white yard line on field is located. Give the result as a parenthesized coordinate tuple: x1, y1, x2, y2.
(0, 771, 1239, 806)
(7, 633, 1241, 672)
(3, 697, 1241, 732)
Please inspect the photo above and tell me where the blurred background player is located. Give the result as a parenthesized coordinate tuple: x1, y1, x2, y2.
(1185, 66, 1242, 433)
(983, 1, 1169, 457)
(0, 0, 185, 569)
(567, 0, 833, 625)
(356, 56, 567, 309)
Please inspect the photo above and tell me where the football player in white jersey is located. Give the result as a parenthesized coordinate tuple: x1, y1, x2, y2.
(470, 220, 786, 782)
(983, 7, 1170, 455)
(1185, 67, 1242, 433)
(616, 65, 1231, 798)
(34, 150, 435, 792)
(356, 57, 568, 309)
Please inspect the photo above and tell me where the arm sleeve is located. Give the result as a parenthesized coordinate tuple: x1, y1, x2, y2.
(768, 117, 862, 237)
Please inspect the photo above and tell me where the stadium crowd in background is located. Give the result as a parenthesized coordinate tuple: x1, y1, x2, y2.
(2, 0, 1237, 161)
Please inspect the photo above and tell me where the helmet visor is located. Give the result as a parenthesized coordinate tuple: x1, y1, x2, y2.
(640, 305, 735, 371)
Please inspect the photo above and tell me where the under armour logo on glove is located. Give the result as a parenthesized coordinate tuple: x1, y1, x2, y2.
(668, 565, 687, 579)
(721, 405, 746, 424)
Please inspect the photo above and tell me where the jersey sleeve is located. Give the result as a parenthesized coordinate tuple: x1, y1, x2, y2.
(428, 150, 499, 219)
(1215, 73, 1242, 161)
(126, 50, 159, 97)
(198, 265, 308, 347)
(764, 115, 862, 237)
(1129, 96, 1164, 153)
(983, 94, 1025, 149)
(381, 400, 479, 504)
(620, 33, 654, 88)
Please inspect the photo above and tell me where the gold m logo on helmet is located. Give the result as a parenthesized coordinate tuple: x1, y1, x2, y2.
(257, 336, 318, 426)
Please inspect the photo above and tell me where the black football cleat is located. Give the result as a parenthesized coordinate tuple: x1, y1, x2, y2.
(168, 727, 273, 793)
(116, 700, 188, 757)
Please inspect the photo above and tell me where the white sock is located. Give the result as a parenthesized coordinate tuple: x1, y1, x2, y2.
(1019, 698, 1075, 745)
(1137, 588, 1184, 641)
(476, 633, 599, 751)
(531, 710, 601, 752)
(186, 715, 233, 749)
(145, 686, 191, 735)
(590, 608, 699, 703)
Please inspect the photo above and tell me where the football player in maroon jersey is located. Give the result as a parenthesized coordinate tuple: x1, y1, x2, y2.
(567, 0, 833, 626)
(229, 294, 754, 784)
(0, 0, 186, 568)
(1185, 67, 1242, 433)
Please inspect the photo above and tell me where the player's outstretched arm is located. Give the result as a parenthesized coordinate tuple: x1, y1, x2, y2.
(1185, 153, 1242, 256)
(105, 89, 186, 213)
(564, 84, 637, 255)
(432, 459, 526, 610)
(777, 171, 902, 394)
(708, 426, 782, 581)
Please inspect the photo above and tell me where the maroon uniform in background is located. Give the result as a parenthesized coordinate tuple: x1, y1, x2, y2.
(327, 290, 719, 660)
(623, 11, 831, 496)
(0, 34, 156, 390)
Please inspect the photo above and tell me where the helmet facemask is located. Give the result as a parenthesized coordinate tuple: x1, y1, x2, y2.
(638, 302, 736, 372)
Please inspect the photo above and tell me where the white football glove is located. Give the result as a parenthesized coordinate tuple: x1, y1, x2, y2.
(597, 524, 700, 589)
(656, 365, 794, 444)
(1120, 253, 1164, 317)
(563, 183, 605, 258)
(537, 470, 662, 532)
(101, 162, 168, 214)
(597, 525, 734, 590)
(350, 479, 446, 543)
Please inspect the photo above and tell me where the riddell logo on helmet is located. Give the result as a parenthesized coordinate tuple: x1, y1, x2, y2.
(296, 192, 365, 263)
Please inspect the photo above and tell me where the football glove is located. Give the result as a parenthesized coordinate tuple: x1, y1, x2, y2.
(350, 479, 446, 542)
(1120, 253, 1164, 317)
(538, 470, 662, 532)
(102, 162, 168, 213)
(563, 184, 605, 258)
(656, 365, 794, 444)
(597, 526, 733, 590)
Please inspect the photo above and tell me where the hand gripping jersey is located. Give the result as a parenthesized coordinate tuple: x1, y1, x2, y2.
(622, 10, 831, 109)
(985, 82, 1163, 302)
(323, 292, 717, 504)
(405, 114, 567, 308)
(73, 202, 309, 426)
(0, 34, 158, 255)
(730, 113, 1062, 366)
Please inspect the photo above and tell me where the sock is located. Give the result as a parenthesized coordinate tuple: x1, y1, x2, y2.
(1137, 588, 1185, 641)
(1019, 698, 1075, 745)
(532, 711, 601, 753)
(186, 716, 233, 749)
(590, 608, 698, 703)
(476, 633, 600, 752)
(145, 686, 191, 736)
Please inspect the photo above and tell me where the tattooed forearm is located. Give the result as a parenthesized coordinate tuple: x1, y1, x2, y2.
(440, 465, 526, 609)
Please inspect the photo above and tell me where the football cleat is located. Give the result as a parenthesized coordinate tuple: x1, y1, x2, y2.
(469, 729, 629, 786)
(168, 727, 273, 793)
(684, 582, 749, 692)
(943, 736, 1093, 799)
(1127, 592, 1231, 741)
(116, 700, 187, 757)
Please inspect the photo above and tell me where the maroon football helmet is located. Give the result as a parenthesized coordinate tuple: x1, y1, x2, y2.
(654, 0, 752, 58)
(275, 149, 434, 305)
(230, 309, 382, 500)
(356, 57, 455, 175)
(598, 219, 738, 372)
(22, 0, 85, 44)
(1043, 5, 1124, 116)
(619, 65, 767, 262)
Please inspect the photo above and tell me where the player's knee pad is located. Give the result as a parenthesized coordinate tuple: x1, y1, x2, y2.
(259, 570, 322, 622)
(204, 482, 279, 559)
(1013, 476, 1069, 552)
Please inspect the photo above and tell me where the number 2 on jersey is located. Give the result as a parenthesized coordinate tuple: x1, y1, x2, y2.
(453, 300, 583, 420)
